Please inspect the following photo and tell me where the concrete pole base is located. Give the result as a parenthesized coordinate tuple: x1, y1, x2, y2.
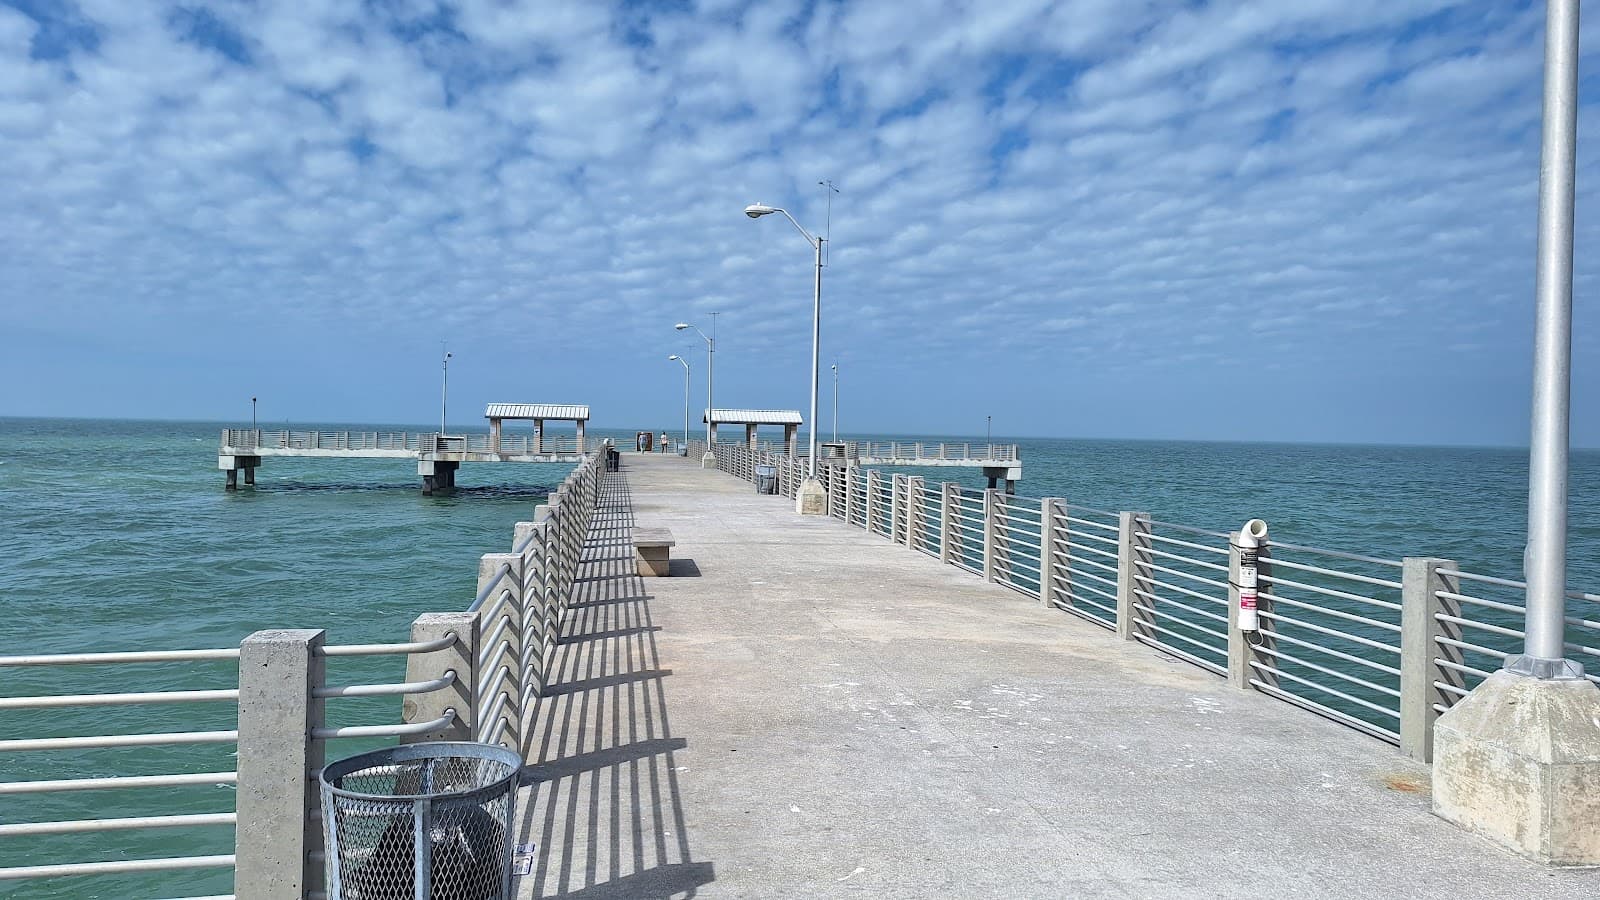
(700, 452, 717, 469)
(1431, 669, 1600, 865)
(796, 477, 828, 516)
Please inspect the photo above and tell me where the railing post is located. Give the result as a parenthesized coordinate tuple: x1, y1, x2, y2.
(403, 612, 477, 743)
(892, 474, 907, 545)
(1040, 499, 1062, 608)
(1115, 512, 1151, 641)
(983, 488, 999, 583)
(1400, 557, 1461, 762)
(234, 629, 325, 900)
(521, 522, 553, 701)
(940, 483, 957, 564)
(866, 469, 880, 534)
(843, 466, 856, 524)
(1227, 524, 1275, 691)
(908, 476, 925, 550)
(474, 553, 522, 746)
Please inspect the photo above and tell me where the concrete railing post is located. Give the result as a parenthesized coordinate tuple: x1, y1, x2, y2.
(403, 612, 476, 743)
(1400, 557, 1461, 762)
(909, 476, 925, 550)
(1040, 499, 1062, 608)
(475, 552, 523, 746)
(940, 482, 957, 564)
(982, 488, 999, 583)
(234, 629, 325, 900)
(1115, 512, 1151, 641)
(1227, 525, 1275, 691)
(891, 474, 907, 545)
(866, 470, 880, 534)
(843, 466, 856, 525)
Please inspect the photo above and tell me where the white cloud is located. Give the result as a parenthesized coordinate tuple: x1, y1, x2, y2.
(0, 0, 1593, 446)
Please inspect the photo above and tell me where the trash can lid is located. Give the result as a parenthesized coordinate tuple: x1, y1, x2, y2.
(755, 465, 777, 475)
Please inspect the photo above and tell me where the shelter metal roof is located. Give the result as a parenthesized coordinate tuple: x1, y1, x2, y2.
(703, 408, 803, 425)
(484, 403, 590, 421)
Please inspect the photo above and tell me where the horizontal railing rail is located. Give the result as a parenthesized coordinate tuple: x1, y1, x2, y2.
(221, 429, 597, 455)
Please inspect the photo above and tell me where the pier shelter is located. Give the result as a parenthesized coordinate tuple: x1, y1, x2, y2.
(485, 402, 589, 454)
(704, 408, 802, 452)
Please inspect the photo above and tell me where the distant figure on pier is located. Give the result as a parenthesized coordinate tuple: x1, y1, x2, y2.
(659, 432, 669, 453)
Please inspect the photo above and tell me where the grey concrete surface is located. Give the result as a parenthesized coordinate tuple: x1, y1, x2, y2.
(512, 453, 1597, 899)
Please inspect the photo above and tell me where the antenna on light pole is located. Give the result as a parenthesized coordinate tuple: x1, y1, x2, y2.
(819, 179, 839, 266)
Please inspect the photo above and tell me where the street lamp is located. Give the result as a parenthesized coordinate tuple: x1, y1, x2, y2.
(251, 396, 257, 432)
(440, 345, 452, 437)
(675, 321, 715, 467)
(745, 201, 827, 515)
(831, 363, 838, 443)
(668, 355, 690, 457)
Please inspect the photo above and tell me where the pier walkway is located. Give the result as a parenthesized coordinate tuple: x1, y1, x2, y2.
(511, 452, 1593, 899)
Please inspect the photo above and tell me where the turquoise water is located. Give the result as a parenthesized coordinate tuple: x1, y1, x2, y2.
(881, 436, 1600, 588)
(2, 417, 1598, 897)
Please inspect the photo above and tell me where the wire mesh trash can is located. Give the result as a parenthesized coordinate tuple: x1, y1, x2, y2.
(320, 742, 521, 900)
(755, 465, 778, 495)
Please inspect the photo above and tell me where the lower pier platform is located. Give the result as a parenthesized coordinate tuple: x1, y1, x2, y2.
(510, 453, 1593, 898)
(217, 429, 592, 494)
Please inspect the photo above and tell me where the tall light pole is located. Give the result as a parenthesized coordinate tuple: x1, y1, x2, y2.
(440, 344, 451, 436)
(675, 320, 715, 467)
(251, 396, 257, 432)
(1510, 0, 1584, 682)
(745, 201, 827, 514)
(986, 416, 992, 445)
(1429, 1, 1600, 865)
(831, 362, 838, 442)
(668, 355, 690, 456)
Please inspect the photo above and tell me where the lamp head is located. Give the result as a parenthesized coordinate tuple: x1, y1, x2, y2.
(744, 202, 778, 218)
(674, 323, 689, 331)
(668, 355, 680, 361)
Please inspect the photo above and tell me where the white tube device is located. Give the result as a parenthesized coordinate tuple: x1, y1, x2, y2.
(1237, 519, 1268, 632)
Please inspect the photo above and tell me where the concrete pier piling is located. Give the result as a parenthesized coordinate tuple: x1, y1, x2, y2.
(218, 453, 261, 491)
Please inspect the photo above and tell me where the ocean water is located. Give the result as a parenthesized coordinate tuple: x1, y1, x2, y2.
(2, 417, 1598, 897)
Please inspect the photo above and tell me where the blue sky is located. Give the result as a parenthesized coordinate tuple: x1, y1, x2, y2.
(1, 0, 1598, 445)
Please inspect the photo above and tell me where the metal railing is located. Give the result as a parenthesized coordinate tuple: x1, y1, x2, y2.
(221, 429, 595, 455)
(743, 439, 1020, 461)
(0, 444, 611, 897)
(690, 442, 1600, 765)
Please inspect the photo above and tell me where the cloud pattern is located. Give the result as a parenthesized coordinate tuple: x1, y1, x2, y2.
(1, 0, 1597, 444)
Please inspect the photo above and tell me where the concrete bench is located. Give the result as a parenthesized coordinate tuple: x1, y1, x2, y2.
(633, 527, 675, 577)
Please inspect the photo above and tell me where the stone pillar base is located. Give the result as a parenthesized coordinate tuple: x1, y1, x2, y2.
(1432, 669, 1600, 865)
(700, 452, 717, 469)
(796, 477, 828, 516)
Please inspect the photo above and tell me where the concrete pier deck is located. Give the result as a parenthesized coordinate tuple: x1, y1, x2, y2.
(511, 452, 1595, 899)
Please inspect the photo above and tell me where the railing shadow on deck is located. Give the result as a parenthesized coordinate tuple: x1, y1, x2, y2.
(515, 471, 715, 899)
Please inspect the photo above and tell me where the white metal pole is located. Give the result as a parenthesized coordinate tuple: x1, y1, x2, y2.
(808, 237, 823, 479)
(1515, 0, 1582, 678)
(706, 333, 714, 449)
(681, 361, 690, 454)
(832, 364, 838, 442)
(441, 349, 450, 437)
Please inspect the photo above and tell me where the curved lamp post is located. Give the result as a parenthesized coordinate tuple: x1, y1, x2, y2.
(675, 322, 715, 467)
(668, 355, 690, 457)
(745, 201, 827, 514)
